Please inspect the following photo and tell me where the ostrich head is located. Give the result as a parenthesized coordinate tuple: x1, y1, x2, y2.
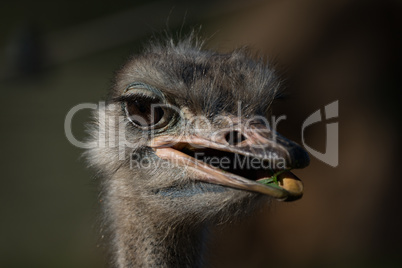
(85, 37, 309, 267)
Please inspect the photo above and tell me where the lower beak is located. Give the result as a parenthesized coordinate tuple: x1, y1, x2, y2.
(150, 129, 309, 202)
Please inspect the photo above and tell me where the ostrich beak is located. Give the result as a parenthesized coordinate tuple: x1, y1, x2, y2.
(150, 124, 309, 201)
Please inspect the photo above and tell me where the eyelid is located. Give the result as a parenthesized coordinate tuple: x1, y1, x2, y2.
(115, 92, 157, 103)
(113, 84, 164, 103)
(124, 82, 164, 99)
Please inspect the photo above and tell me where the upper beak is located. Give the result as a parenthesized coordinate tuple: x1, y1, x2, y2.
(150, 123, 309, 201)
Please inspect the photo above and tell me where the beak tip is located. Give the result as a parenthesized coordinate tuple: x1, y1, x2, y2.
(288, 144, 310, 169)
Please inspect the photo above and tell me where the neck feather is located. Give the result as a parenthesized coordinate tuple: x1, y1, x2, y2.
(105, 177, 208, 267)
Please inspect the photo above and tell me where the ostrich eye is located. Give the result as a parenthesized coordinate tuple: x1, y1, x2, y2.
(120, 84, 173, 130)
(125, 97, 165, 128)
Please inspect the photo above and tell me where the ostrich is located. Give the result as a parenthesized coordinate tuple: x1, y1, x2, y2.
(85, 37, 309, 267)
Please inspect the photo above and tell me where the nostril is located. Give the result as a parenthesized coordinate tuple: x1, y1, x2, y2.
(225, 131, 247, 146)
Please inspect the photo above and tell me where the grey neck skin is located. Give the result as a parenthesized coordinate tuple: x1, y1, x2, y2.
(105, 175, 208, 268)
(111, 207, 208, 268)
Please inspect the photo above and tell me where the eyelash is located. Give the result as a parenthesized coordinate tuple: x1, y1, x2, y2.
(113, 94, 157, 104)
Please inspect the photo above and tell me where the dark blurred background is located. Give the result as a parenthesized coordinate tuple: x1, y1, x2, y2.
(1, 0, 401, 267)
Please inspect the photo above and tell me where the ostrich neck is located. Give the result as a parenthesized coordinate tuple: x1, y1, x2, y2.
(107, 185, 208, 267)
